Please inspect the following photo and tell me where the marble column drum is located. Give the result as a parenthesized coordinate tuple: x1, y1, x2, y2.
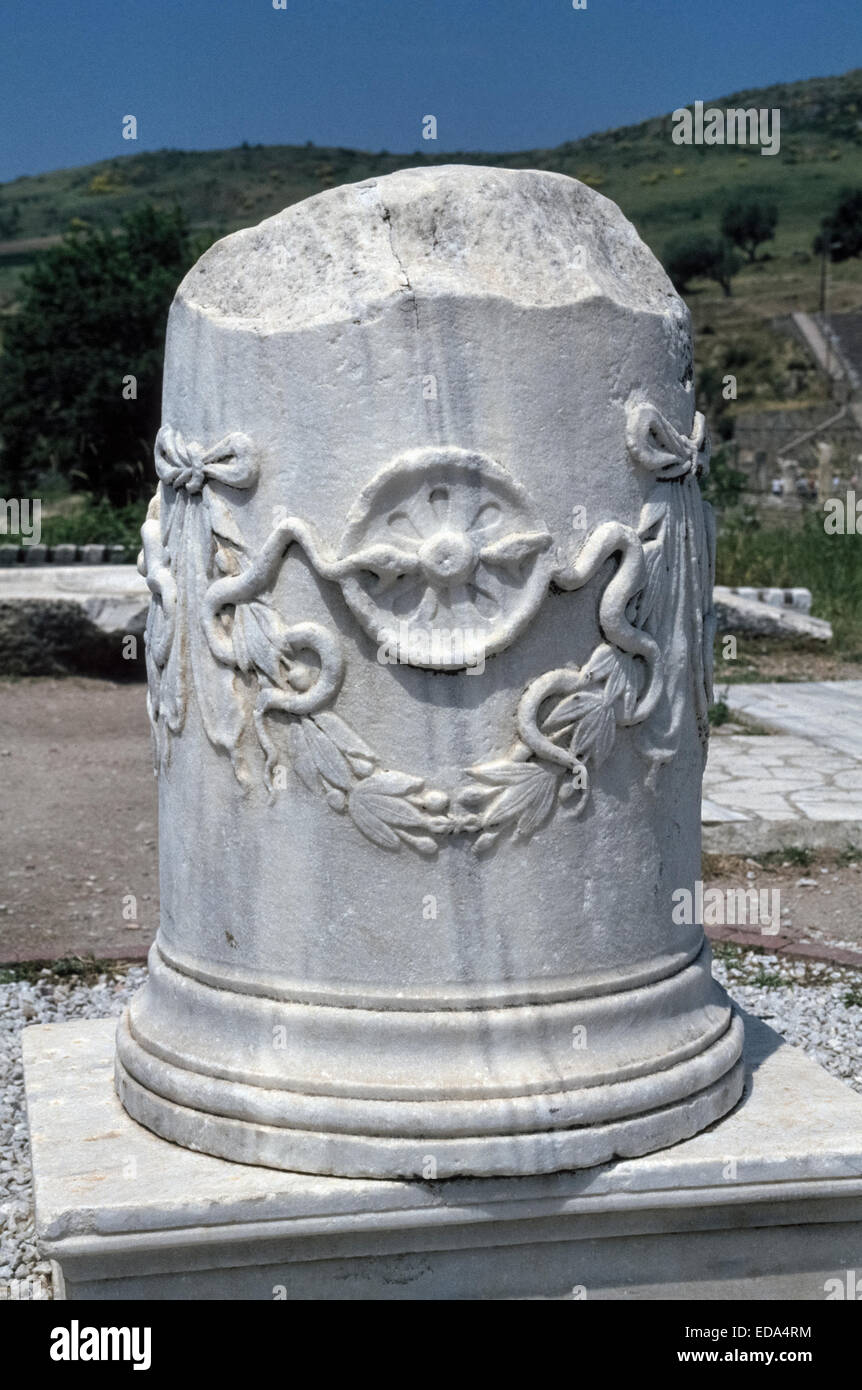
(116, 165, 745, 1178)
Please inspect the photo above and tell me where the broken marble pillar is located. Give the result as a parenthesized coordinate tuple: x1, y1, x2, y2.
(778, 456, 800, 496)
(712, 588, 831, 643)
(816, 440, 834, 501)
(116, 165, 744, 1179)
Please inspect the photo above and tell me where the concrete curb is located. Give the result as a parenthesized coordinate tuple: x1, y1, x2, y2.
(703, 818, 862, 856)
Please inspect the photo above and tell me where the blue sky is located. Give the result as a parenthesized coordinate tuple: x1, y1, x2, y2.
(1, 0, 861, 182)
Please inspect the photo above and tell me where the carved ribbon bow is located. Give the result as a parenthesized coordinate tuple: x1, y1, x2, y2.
(625, 403, 711, 480)
(140, 426, 259, 771)
(141, 425, 257, 659)
(154, 425, 258, 494)
(624, 399, 715, 755)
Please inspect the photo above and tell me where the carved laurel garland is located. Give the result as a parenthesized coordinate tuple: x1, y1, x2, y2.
(139, 403, 713, 855)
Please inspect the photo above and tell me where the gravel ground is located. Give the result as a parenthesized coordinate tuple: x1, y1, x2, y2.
(712, 948, 862, 1090)
(0, 963, 146, 1299)
(0, 953, 860, 1299)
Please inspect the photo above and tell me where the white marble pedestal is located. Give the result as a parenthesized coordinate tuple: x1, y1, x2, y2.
(23, 1013, 862, 1301)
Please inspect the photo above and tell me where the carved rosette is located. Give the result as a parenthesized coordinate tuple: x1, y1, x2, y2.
(338, 447, 554, 667)
(139, 399, 714, 855)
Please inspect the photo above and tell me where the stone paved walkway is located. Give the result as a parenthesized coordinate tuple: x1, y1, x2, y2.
(703, 682, 862, 852)
(725, 681, 862, 760)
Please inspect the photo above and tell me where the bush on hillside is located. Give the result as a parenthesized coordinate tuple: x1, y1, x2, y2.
(0, 205, 196, 504)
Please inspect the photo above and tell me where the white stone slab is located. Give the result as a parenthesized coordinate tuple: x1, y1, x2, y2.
(700, 798, 749, 824)
(23, 1015, 862, 1300)
(0, 564, 147, 600)
(0, 565, 148, 635)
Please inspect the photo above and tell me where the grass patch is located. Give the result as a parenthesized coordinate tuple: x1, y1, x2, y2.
(711, 941, 747, 963)
(704, 847, 860, 875)
(0, 963, 41, 984)
(5, 497, 146, 550)
(751, 968, 787, 987)
(0, 953, 115, 985)
(758, 846, 815, 868)
(715, 511, 862, 655)
(836, 846, 862, 866)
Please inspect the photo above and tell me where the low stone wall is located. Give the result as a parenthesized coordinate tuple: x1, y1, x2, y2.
(714, 585, 812, 614)
(0, 544, 130, 566)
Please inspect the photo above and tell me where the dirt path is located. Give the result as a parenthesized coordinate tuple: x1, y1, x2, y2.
(703, 851, 862, 965)
(0, 679, 157, 963)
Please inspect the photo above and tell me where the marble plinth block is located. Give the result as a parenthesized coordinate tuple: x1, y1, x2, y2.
(117, 165, 743, 1177)
(25, 1015, 862, 1299)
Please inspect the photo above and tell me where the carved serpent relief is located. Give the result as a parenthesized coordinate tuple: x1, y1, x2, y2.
(140, 403, 714, 854)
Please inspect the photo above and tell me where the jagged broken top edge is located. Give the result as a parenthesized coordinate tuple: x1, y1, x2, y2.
(176, 164, 686, 331)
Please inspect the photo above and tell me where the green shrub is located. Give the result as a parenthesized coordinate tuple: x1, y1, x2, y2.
(0, 205, 196, 504)
(5, 497, 146, 550)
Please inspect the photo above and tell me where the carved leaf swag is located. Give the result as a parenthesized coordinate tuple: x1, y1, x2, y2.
(140, 404, 714, 856)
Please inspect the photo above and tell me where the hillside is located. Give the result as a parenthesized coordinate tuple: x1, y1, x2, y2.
(2, 68, 861, 251)
(2, 67, 862, 425)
